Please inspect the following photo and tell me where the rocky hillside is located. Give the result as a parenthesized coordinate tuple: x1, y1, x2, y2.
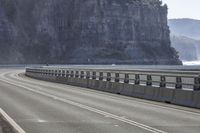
(0, 0, 181, 65)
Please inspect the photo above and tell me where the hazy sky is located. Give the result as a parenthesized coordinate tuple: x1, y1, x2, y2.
(162, 0, 200, 20)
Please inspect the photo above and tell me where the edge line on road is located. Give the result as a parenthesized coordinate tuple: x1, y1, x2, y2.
(0, 77, 168, 133)
(0, 108, 26, 133)
(14, 72, 200, 116)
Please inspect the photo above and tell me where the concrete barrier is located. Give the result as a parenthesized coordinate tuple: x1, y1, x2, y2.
(105, 82, 118, 93)
(193, 91, 200, 108)
(88, 79, 95, 89)
(73, 78, 82, 87)
(25, 68, 200, 109)
(158, 87, 174, 103)
(74, 78, 82, 87)
(132, 85, 146, 98)
(113, 82, 124, 94)
(143, 86, 160, 101)
(67, 77, 75, 85)
(94, 80, 100, 89)
(120, 83, 134, 96)
(97, 80, 106, 91)
(99, 81, 107, 91)
(56, 76, 67, 84)
(172, 89, 194, 107)
(78, 78, 88, 88)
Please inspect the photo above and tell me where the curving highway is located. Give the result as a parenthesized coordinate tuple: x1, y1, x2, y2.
(0, 68, 200, 133)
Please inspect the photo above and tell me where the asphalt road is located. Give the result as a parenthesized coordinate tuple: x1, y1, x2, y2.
(0, 68, 200, 133)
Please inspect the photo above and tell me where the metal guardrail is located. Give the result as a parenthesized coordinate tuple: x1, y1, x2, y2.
(26, 67, 200, 91)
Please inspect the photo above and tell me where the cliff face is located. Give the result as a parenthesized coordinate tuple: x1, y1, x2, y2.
(0, 0, 181, 64)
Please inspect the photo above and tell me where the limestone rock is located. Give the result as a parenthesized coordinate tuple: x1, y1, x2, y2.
(0, 0, 182, 64)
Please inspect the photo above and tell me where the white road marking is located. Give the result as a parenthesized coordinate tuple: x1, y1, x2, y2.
(37, 119, 47, 123)
(11, 71, 200, 117)
(0, 108, 26, 133)
(0, 77, 168, 133)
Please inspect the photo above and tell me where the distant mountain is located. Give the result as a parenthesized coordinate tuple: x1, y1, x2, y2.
(170, 35, 200, 61)
(169, 18, 200, 40)
(169, 18, 200, 61)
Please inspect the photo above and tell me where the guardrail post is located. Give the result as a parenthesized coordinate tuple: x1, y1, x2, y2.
(43, 70, 45, 75)
(56, 70, 59, 76)
(41, 70, 43, 75)
(75, 71, 79, 78)
(92, 72, 96, 79)
(86, 71, 90, 79)
(135, 74, 140, 85)
(66, 71, 69, 77)
(80, 71, 84, 78)
(175, 76, 182, 89)
(70, 71, 74, 78)
(55, 70, 58, 76)
(58, 70, 61, 76)
(107, 73, 111, 81)
(99, 72, 103, 80)
(39, 69, 41, 75)
(160, 75, 166, 87)
(124, 74, 129, 83)
(146, 75, 152, 86)
(62, 70, 65, 77)
(115, 73, 120, 82)
(51, 70, 54, 76)
(194, 76, 200, 91)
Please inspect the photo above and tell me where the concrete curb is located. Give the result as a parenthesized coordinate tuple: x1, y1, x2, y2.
(0, 108, 26, 133)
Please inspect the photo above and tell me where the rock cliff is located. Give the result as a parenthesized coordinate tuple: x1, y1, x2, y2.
(0, 0, 181, 64)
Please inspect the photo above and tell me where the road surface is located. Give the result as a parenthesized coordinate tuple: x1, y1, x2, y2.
(0, 68, 200, 133)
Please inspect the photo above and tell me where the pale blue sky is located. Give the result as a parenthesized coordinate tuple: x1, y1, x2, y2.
(162, 0, 200, 20)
